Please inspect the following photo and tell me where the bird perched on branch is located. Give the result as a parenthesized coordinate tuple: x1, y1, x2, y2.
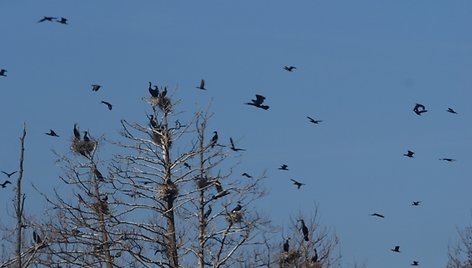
(73, 124, 81, 140)
(148, 82, 159, 97)
(209, 131, 218, 148)
(231, 202, 242, 213)
(283, 238, 290, 252)
(299, 219, 309, 241)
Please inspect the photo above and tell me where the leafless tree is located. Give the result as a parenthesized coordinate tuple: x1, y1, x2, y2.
(448, 221, 472, 268)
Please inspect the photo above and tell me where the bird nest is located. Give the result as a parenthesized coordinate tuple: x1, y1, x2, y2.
(225, 211, 243, 224)
(71, 139, 96, 157)
(196, 177, 210, 189)
(279, 250, 301, 266)
(149, 96, 172, 114)
(91, 201, 109, 215)
(157, 182, 179, 202)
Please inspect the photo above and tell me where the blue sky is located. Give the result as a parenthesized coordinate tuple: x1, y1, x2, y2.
(1, 0, 472, 267)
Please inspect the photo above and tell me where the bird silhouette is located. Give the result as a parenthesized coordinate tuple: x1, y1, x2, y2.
(196, 79, 206, 90)
(94, 166, 104, 181)
(242, 173, 252, 178)
(231, 202, 242, 213)
(299, 219, 309, 241)
(439, 158, 456, 162)
(33, 230, 43, 244)
(38, 16, 57, 23)
(229, 137, 245, 151)
(148, 114, 159, 129)
(290, 179, 305, 189)
(370, 213, 385, 218)
(307, 116, 323, 124)
(412, 201, 421, 206)
(283, 238, 290, 252)
(447, 107, 458, 114)
(284, 65, 297, 72)
(56, 17, 68, 24)
(209, 131, 218, 148)
(404, 150, 415, 158)
(101, 101, 113, 110)
(413, 103, 427, 115)
(148, 82, 159, 97)
(203, 205, 212, 219)
(245, 94, 269, 110)
(1, 180, 12, 188)
(45, 129, 59, 137)
(1, 171, 17, 178)
(311, 248, 319, 263)
(0, 69, 7, 77)
(391, 246, 400, 252)
(73, 124, 81, 140)
(279, 164, 289, 171)
(91, 84, 101, 92)
(183, 163, 191, 170)
(411, 260, 419, 266)
(83, 131, 90, 142)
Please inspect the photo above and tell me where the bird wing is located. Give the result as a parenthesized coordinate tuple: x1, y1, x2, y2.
(255, 94, 265, 103)
(230, 137, 235, 147)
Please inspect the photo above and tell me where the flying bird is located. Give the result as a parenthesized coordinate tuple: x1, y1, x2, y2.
(241, 173, 252, 178)
(1, 171, 17, 178)
(209, 131, 218, 148)
(38, 16, 57, 23)
(284, 65, 297, 72)
(439, 158, 456, 162)
(412, 201, 421, 206)
(196, 79, 206, 90)
(391, 246, 400, 253)
(0, 69, 7, 77)
(1, 180, 12, 188)
(404, 150, 415, 158)
(447, 107, 458, 114)
(45, 129, 59, 137)
(101, 101, 112, 110)
(413, 103, 427, 115)
(290, 179, 305, 189)
(299, 219, 309, 241)
(73, 124, 81, 140)
(411, 260, 419, 266)
(278, 164, 289, 171)
(229, 137, 245, 151)
(245, 94, 269, 110)
(56, 17, 68, 24)
(370, 213, 385, 218)
(91, 84, 101, 92)
(307, 116, 323, 124)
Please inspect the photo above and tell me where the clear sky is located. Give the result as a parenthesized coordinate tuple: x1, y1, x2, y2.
(1, 1, 472, 267)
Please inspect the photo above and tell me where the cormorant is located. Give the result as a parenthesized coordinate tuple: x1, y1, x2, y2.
(284, 66, 297, 72)
(148, 82, 159, 97)
(245, 94, 269, 110)
(38, 16, 57, 23)
(56, 17, 68, 24)
(1, 171, 17, 178)
(404, 150, 415, 158)
(73, 124, 81, 140)
(0, 69, 7, 77)
(279, 164, 289, 171)
(231, 202, 242, 213)
(311, 248, 319, 263)
(45, 129, 59, 137)
(83, 131, 90, 142)
(91, 84, 101, 92)
(447, 108, 458, 114)
(411, 260, 419, 266)
(229, 137, 245, 151)
(413, 103, 427, 115)
(391, 246, 400, 253)
(439, 158, 456, 162)
(299, 219, 309, 241)
(33, 231, 43, 244)
(307, 116, 323, 124)
(412, 201, 421, 206)
(1, 180, 12, 188)
(196, 79, 206, 90)
(370, 213, 385, 218)
(283, 238, 290, 252)
(209, 131, 218, 148)
(290, 179, 305, 189)
(203, 205, 212, 219)
(242, 173, 252, 178)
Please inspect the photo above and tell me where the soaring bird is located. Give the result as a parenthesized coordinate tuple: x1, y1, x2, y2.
(370, 213, 385, 218)
(413, 103, 427, 115)
(1, 171, 17, 178)
(404, 150, 415, 158)
(101, 101, 113, 110)
(299, 219, 309, 241)
(439, 158, 456, 162)
(38, 16, 57, 23)
(45, 129, 59, 137)
(209, 131, 218, 148)
(307, 116, 323, 124)
(73, 124, 81, 140)
(283, 238, 290, 252)
(447, 107, 458, 114)
(411, 260, 419, 266)
(242, 173, 252, 178)
(290, 179, 305, 189)
(278, 164, 289, 171)
(229, 137, 245, 151)
(1, 180, 12, 188)
(196, 79, 206, 90)
(0, 69, 7, 77)
(284, 65, 297, 72)
(56, 17, 68, 24)
(412, 201, 421, 206)
(245, 94, 269, 110)
(391, 246, 400, 253)
(231, 202, 242, 213)
(91, 84, 101, 92)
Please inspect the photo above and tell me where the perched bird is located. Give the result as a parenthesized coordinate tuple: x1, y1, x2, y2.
(209, 131, 218, 148)
(33, 230, 43, 244)
(83, 131, 90, 142)
(183, 163, 191, 170)
(447, 107, 458, 114)
(284, 65, 297, 72)
(94, 166, 104, 180)
(391, 246, 400, 253)
(411, 260, 419, 266)
(1, 171, 17, 178)
(38, 16, 57, 23)
(148, 114, 159, 129)
(229, 137, 245, 151)
(203, 205, 212, 219)
(299, 219, 309, 241)
(73, 124, 81, 140)
(413, 103, 427, 115)
(404, 150, 415, 158)
(307, 116, 323, 124)
(148, 82, 159, 97)
(370, 213, 385, 218)
(91, 84, 101, 92)
(245, 94, 269, 110)
(242, 173, 252, 178)
(439, 158, 456, 162)
(160, 86, 167, 97)
(1, 180, 12, 188)
(45, 129, 59, 137)
(412, 201, 421, 206)
(231, 202, 242, 213)
(0, 69, 7, 77)
(311, 248, 319, 263)
(196, 79, 206, 90)
(283, 238, 290, 252)
(290, 179, 305, 189)
(101, 101, 113, 110)
(56, 17, 68, 24)
(278, 164, 289, 171)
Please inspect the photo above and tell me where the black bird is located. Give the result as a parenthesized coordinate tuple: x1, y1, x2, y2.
(439, 158, 456, 162)
(391, 246, 400, 253)
(245, 94, 269, 110)
(1, 171, 17, 178)
(196, 79, 206, 90)
(311, 248, 319, 263)
(38, 16, 57, 23)
(447, 107, 458, 114)
(83, 131, 90, 142)
(229, 137, 245, 151)
(209, 131, 218, 148)
(0, 69, 7, 77)
(412, 201, 421, 206)
(45, 129, 59, 137)
(33, 230, 43, 244)
(307, 116, 323, 124)
(94, 166, 104, 180)
(279, 164, 289, 171)
(242, 173, 252, 178)
(290, 179, 305, 189)
(91, 84, 101, 92)
(56, 17, 68, 24)
(231, 202, 242, 213)
(148, 82, 159, 97)
(284, 65, 297, 72)
(283, 238, 290, 252)
(1, 180, 12, 188)
(411, 260, 419, 266)
(160, 86, 167, 97)
(370, 213, 385, 218)
(184, 163, 191, 170)
(299, 219, 309, 241)
(101, 101, 112, 110)
(413, 103, 427, 115)
(148, 114, 159, 129)
(73, 124, 81, 140)
(404, 150, 415, 158)
(203, 205, 212, 219)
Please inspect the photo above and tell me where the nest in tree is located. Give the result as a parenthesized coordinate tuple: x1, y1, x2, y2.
(91, 201, 109, 215)
(151, 129, 172, 149)
(149, 96, 172, 114)
(71, 138, 96, 157)
(157, 182, 179, 201)
(279, 250, 302, 266)
(196, 177, 209, 189)
(225, 211, 243, 224)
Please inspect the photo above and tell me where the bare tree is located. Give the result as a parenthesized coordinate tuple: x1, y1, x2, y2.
(448, 221, 472, 268)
